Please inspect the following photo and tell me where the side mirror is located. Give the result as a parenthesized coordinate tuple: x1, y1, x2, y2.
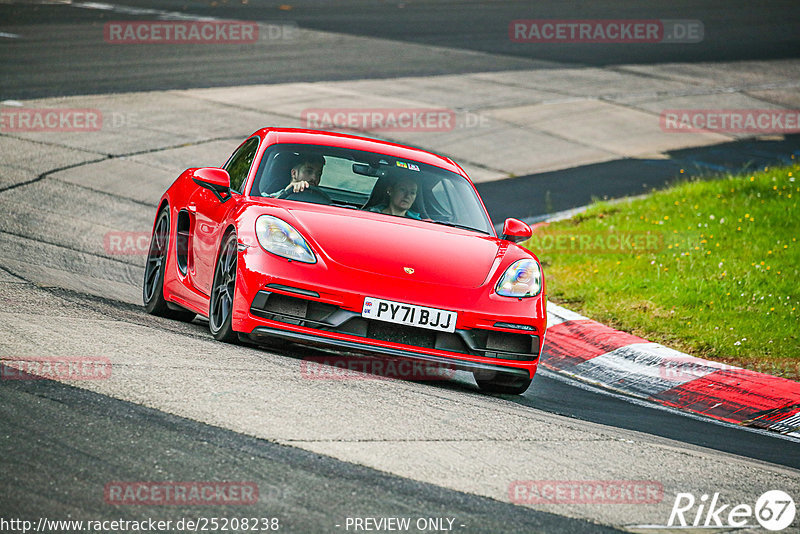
(501, 218, 532, 243)
(193, 168, 232, 202)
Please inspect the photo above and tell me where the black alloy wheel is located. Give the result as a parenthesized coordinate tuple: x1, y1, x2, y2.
(143, 207, 195, 321)
(209, 232, 239, 343)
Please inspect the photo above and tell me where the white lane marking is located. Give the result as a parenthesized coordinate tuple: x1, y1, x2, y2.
(0, 32, 21, 39)
(72, 1, 217, 21)
(573, 342, 727, 397)
(546, 300, 588, 326)
(1, 100, 24, 107)
(74, 1, 116, 10)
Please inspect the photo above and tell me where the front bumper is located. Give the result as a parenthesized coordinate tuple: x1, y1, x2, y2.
(241, 286, 542, 379)
(232, 242, 546, 379)
(244, 326, 531, 378)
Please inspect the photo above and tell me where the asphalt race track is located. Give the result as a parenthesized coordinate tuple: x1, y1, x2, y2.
(1, 1, 799, 533)
(3, 0, 800, 99)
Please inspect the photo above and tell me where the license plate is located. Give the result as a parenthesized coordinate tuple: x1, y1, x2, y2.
(361, 297, 457, 333)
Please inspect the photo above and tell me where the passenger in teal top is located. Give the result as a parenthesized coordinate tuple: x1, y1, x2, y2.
(368, 177, 421, 219)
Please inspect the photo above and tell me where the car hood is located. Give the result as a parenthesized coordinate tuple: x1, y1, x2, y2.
(288, 208, 501, 288)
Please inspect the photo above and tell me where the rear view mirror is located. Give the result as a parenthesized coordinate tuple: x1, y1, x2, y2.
(353, 162, 387, 178)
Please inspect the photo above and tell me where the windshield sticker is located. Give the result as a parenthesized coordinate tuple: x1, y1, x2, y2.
(396, 161, 420, 171)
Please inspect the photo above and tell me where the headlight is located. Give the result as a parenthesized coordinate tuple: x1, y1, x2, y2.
(255, 215, 316, 263)
(495, 259, 542, 298)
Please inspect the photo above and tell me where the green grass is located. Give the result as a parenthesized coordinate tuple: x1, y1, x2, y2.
(523, 161, 800, 380)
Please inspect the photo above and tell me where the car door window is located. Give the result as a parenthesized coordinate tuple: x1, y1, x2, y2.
(224, 137, 259, 193)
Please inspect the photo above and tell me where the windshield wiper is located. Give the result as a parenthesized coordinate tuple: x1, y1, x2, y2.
(427, 219, 491, 235)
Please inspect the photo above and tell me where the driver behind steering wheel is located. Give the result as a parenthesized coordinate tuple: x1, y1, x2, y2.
(268, 154, 330, 202)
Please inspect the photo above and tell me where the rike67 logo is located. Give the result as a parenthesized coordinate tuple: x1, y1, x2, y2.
(668, 490, 796, 531)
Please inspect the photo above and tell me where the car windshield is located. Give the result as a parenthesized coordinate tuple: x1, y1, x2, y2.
(250, 143, 494, 235)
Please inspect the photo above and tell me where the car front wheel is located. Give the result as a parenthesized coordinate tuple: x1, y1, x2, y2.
(209, 232, 239, 343)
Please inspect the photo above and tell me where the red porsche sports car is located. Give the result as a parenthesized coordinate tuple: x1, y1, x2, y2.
(143, 128, 546, 394)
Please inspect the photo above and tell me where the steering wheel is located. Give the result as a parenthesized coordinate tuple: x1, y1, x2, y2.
(282, 187, 332, 205)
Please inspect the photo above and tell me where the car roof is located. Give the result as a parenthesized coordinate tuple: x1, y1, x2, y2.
(253, 128, 466, 176)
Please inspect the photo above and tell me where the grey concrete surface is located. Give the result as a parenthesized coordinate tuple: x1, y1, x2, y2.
(5, 57, 796, 191)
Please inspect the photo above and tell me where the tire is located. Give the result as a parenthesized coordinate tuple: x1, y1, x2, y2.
(473, 370, 532, 395)
(209, 232, 239, 343)
(143, 207, 196, 321)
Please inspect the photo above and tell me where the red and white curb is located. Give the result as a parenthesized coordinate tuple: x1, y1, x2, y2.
(543, 302, 800, 438)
